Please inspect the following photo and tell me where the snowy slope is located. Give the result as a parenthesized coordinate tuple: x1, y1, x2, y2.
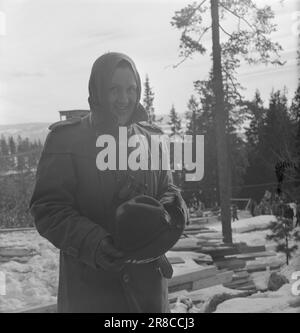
(0, 231, 59, 312)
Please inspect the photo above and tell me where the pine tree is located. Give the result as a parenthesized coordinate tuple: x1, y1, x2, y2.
(242, 91, 268, 200)
(17, 135, 30, 171)
(8, 136, 16, 155)
(28, 139, 43, 169)
(0, 135, 9, 155)
(8, 136, 16, 170)
(289, 83, 300, 201)
(245, 91, 266, 150)
(143, 75, 155, 124)
(182, 96, 205, 207)
(168, 104, 182, 136)
(171, 0, 284, 243)
(0, 135, 9, 172)
(192, 74, 248, 207)
(290, 86, 300, 123)
(266, 210, 298, 266)
(268, 90, 294, 197)
(261, 89, 293, 171)
(291, 51, 300, 122)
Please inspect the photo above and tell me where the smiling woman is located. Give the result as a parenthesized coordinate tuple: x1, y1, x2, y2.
(108, 60, 138, 125)
(29, 52, 188, 313)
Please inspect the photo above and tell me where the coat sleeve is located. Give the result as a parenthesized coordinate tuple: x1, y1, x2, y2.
(157, 169, 189, 236)
(29, 130, 109, 269)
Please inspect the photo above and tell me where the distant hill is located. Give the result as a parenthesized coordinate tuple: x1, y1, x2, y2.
(0, 112, 190, 143)
(0, 123, 50, 143)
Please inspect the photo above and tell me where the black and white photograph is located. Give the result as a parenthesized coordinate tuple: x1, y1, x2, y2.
(0, 0, 300, 316)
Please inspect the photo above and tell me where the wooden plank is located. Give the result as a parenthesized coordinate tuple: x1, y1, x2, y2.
(197, 238, 223, 244)
(192, 271, 233, 291)
(184, 230, 207, 235)
(196, 233, 223, 240)
(11, 303, 57, 313)
(194, 229, 219, 234)
(0, 248, 36, 257)
(199, 246, 240, 258)
(0, 256, 32, 263)
(167, 251, 210, 261)
(198, 239, 224, 246)
(168, 257, 185, 265)
(246, 261, 282, 273)
(225, 251, 277, 262)
(214, 258, 246, 270)
(231, 271, 250, 280)
(185, 225, 209, 231)
(0, 227, 36, 233)
(168, 265, 218, 288)
(193, 257, 214, 265)
(235, 251, 276, 259)
(196, 242, 223, 248)
(171, 237, 201, 252)
(168, 282, 193, 293)
(171, 246, 201, 252)
(238, 245, 266, 254)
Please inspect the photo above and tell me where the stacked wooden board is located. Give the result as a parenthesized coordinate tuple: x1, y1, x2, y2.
(165, 227, 236, 295)
(0, 246, 37, 263)
(165, 255, 234, 294)
(168, 223, 285, 295)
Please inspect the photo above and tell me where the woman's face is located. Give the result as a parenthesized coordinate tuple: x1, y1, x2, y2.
(108, 66, 138, 125)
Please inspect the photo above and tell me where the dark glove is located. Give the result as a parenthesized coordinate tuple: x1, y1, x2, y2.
(159, 188, 188, 230)
(95, 235, 125, 272)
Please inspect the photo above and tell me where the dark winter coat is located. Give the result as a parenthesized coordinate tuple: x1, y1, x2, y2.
(29, 53, 187, 313)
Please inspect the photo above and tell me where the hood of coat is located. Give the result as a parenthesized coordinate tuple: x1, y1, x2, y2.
(88, 52, 148, 131)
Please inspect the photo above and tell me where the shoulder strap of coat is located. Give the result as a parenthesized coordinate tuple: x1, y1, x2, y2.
(48, 118, 81, 132)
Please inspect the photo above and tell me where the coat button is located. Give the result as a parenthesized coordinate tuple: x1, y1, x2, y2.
(123, 273, 130, 283)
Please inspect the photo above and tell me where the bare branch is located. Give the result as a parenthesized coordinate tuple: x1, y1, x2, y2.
(172, 55, 191, 69)
(219, 24, 233, 38)
(197, 25, 211, 43)
(220, 3, 256, 31)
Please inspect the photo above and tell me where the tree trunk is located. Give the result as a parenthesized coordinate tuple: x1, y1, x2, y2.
(210, 0, 232, 244)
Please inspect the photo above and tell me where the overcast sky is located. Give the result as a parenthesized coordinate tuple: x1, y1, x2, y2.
(0, 0, 299, 125)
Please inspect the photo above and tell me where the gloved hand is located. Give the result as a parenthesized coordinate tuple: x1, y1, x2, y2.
(95, 235, 125, 272)
(159, 188, 188, 230)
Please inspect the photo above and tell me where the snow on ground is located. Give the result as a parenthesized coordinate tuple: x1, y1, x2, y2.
(208, 214, 283, 250)
(215, 282, 300, 313)
(202, 214, 300, 313)
(0, 214, 299, 313)
(210, 215, 277, 235)
(0, 231, 59, 312)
